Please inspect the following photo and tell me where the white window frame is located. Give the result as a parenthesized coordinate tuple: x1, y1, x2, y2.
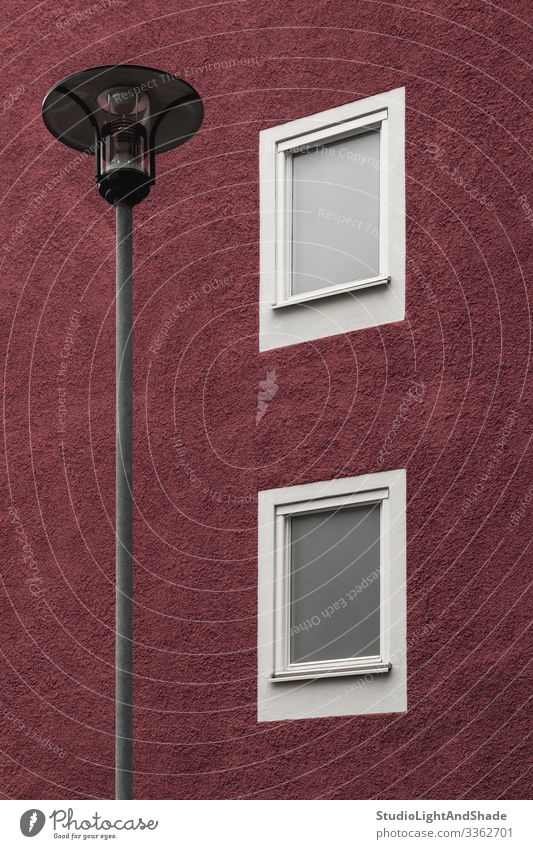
(274, 109, 389, 308)
(272, 487, 391, 681)
(259, 87, 405, 352)
(258, 469, 406, 722)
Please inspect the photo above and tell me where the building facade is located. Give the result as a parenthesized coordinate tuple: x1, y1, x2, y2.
(1, 0, 531, 799)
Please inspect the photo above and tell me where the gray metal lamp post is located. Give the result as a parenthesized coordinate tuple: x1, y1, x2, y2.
(42, 65, 203, 800)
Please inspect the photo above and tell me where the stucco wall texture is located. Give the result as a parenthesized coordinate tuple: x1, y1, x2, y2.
(1, 0, 531, 800)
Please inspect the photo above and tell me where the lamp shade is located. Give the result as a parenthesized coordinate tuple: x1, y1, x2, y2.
(42, 64, 203, 204)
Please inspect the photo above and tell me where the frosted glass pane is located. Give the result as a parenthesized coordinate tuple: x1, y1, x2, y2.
(291, 130, 380, 295)
(290, 504, 380, 664)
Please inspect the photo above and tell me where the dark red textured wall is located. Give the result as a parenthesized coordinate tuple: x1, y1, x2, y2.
(1, 0, 531, 800)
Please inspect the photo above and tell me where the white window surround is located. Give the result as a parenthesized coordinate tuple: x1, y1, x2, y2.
(259, 87, 405, 352)
(258, 469, 406, 722)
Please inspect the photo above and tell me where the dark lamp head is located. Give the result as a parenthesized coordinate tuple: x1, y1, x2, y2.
(42, 65, 203, 206)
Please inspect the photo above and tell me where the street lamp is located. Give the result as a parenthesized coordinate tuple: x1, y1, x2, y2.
(42, 65, 203, 800)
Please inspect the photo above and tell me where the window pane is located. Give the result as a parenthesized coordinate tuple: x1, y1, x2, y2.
(291, 129, 380, 295)
(290, 503, 380, 664)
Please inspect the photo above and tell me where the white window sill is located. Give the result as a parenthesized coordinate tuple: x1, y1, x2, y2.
(271, 661, 392, 682)
(272, 275, 390, 309)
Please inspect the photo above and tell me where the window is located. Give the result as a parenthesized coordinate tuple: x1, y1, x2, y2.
(273, 490, 390, 681)
(258, 469, 406, 721)
(259, 87, 405, 351)
(291, 128, 382, 298)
